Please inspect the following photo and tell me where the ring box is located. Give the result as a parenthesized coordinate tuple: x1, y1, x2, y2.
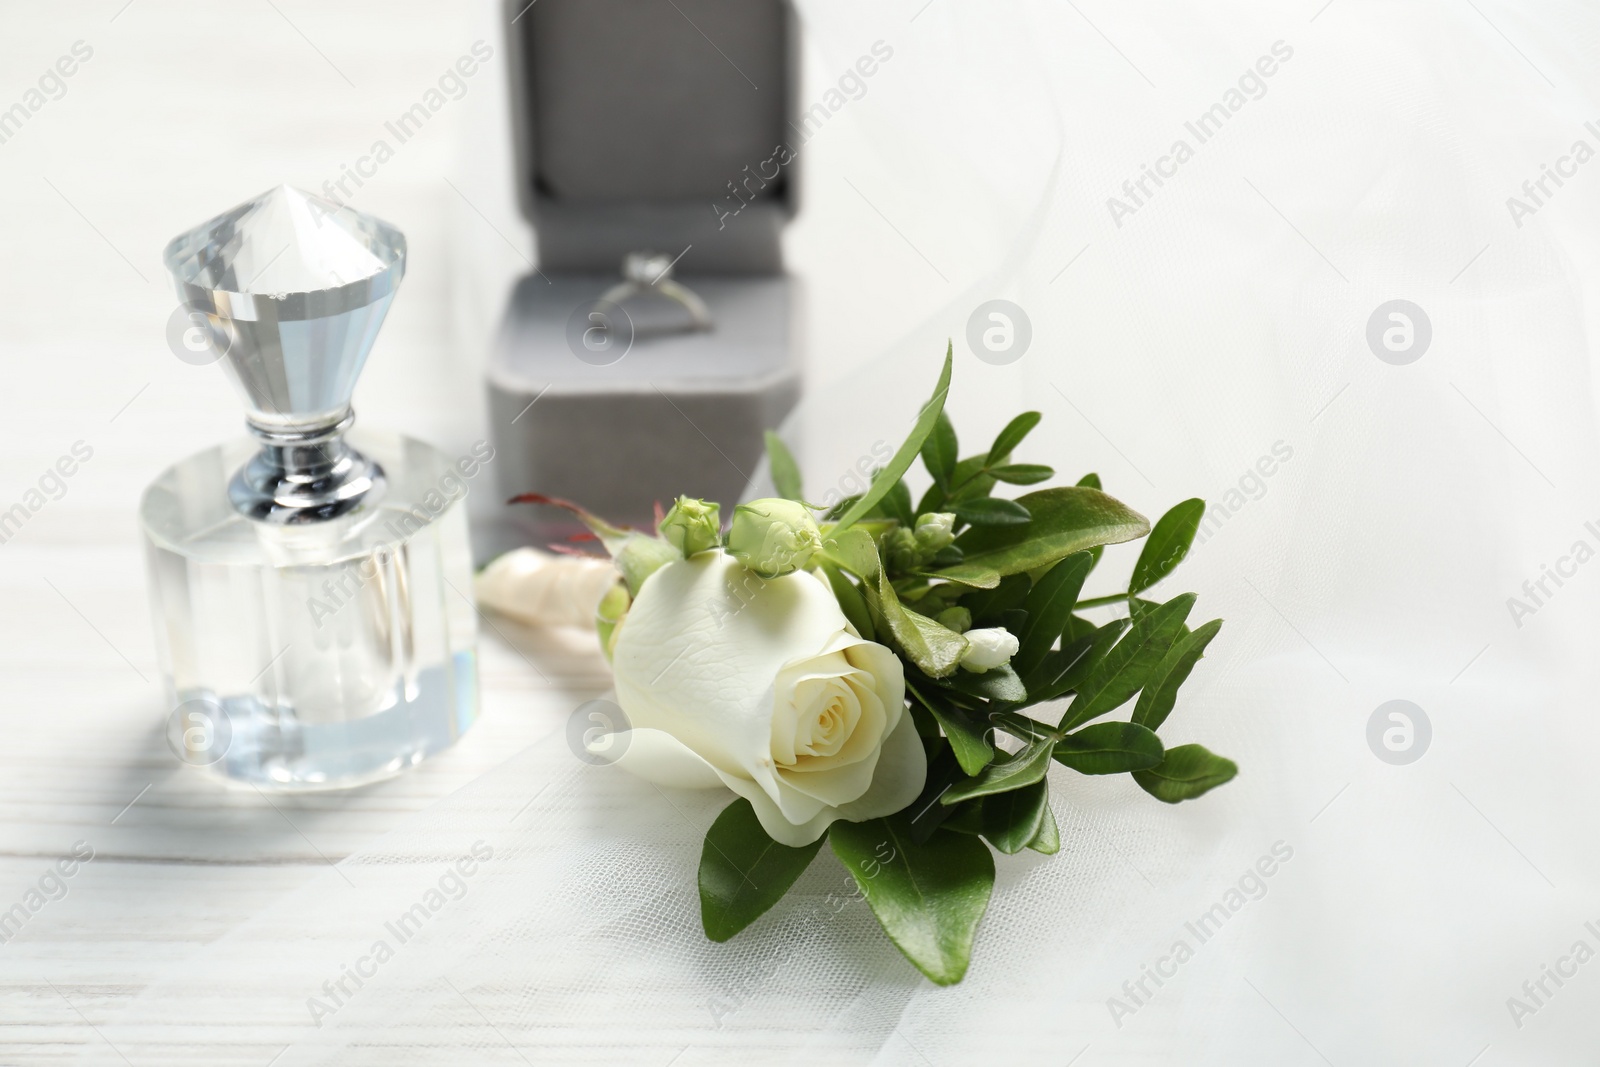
(487, 0, 803, 547)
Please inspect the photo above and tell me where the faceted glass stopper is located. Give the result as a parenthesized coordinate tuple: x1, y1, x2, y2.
(163, 185, 406, 436)
(163, 186, 407, 524)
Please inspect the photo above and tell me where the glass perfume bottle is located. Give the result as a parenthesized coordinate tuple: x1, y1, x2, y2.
(142, 186, 478, 790)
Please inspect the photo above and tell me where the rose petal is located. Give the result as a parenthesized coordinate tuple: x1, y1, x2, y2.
(789, 672, 861, 760)
(834, 711, 928, 822)
(776, 741, 880, 806)
(716, 770, 837, 847)
(746, 760, 832, 825)
(773, 654, 855, 764)
(717, 710, 929, 845)
(795, 671, 882, 768)
(840, 638, 905, 736)
(609, 554, 920, 845)
(609, 728, 726, 789)
(613, 554, 850, 774)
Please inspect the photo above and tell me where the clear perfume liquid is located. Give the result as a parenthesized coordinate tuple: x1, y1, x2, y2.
(140, 429, 479, 790)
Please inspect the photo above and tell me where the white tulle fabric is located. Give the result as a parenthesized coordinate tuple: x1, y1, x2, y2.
(91, 1, 1600, 1062)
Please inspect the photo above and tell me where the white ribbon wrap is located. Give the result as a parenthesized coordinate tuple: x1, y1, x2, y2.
(473, 548, 617, 630)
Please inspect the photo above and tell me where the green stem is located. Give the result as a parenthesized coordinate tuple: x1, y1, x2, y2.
(1074, 593, 1131, 610)
(987, 709, 1054, 744)
(945, 469, 983, 495)
(944, 460, 1003, 501)
(908, 678, 979, 715)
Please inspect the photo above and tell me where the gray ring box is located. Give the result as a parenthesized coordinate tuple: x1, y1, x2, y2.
(488, 0, 802, 548)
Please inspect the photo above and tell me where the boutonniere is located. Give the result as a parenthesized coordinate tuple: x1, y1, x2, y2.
(500, 345, 1236, 984)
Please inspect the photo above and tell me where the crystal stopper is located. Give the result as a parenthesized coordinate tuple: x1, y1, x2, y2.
(163, 186, 406, 524)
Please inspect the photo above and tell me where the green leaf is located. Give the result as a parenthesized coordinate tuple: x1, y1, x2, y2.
(1052, 721, 1164, 775)
(1071, 473, 1105, 565)
(941, 801, 985, 836)
(819, 526, 881, 580)
(1023, 621, 1125, 704)
(926, 568, 1000, 590)
(1014, 552, 1093, 679)
(987, 411, 1042, 466)
(1059, 594, 1196, 732)
(831, 816, 995, 986)
(953, 497, 1031, 527)
(961, 573, 1030, 622)
(1129, 498, 1206, 595)
(988, 463, 1054, 485)
(699, 799, 825, 942)
(909, 686, 994, 775)
(1063, 614, 1098, 642)
(867, 570, 968, 678)
(992, 607, 1029, 638)
(943, 739, 1056, 804)
(826, 495, 865, 522)
(1026, 799, 1060, 854)
(937, 487, 1149, 584)
(915, 482, 948, 516)
(820, 563, 875, 643)
(1132, 619, 1222, 732)
(764, 430, 804, 502)
(986, 708, 1054, 744)
(880, 478, 915, 527)
(1133, 744, 1238, 803)
(908, 699, 940, 739)
(980, 780, 1049, 854)
(921, 410, 959, 490)
(1076, 478, 1107, 568)
(835, 344, 953, 530)
(906, 742, 964, 842)
(942, 662, 1027, 704)
(946, 454, 1000, 504)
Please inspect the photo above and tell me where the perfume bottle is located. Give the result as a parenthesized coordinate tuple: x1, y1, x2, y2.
(141, 186, 479, 790)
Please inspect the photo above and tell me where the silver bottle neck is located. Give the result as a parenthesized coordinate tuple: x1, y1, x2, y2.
(229, 408, 385, 524)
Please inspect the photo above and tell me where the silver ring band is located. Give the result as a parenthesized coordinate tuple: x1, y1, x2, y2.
(596, 252, 712, 336)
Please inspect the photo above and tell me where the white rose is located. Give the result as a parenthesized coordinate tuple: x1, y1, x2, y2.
(609, 551, 926, 846)
(959, 627, 1019, 673)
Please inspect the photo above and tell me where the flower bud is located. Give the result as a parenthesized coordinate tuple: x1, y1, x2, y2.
(935, 606, 972, 634)
(595, 580, 631, 662)
(658, 496, 722, 557)
(959, 626, 1019, 673)
(615, 534, 680, 595)
(883, 527, 920, 574)
(913, 512, 957, 555)
(728, 498, 822, 577)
